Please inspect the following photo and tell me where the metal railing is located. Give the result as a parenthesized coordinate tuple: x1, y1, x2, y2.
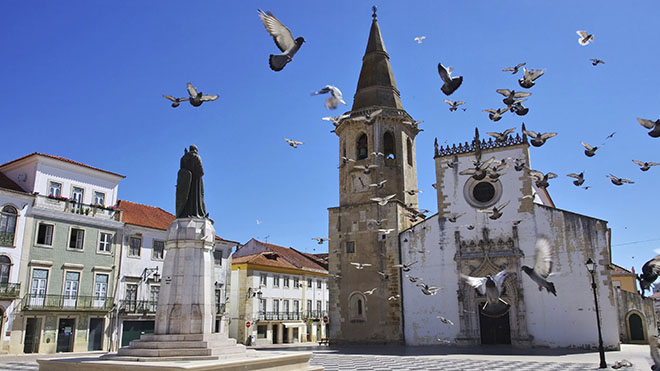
(0, 283, 20, 299)
(23, 294, 114, 311)
(0, 232, 15, 246)
(303, 310, 328, 320)
(216, 303, 226, 314)
(34, 194, 121, 221)
(257, 311, 303, 321)
(118, 300, 158, 314)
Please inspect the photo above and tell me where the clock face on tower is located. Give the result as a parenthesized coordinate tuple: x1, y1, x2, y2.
(352, 173, 370, 193)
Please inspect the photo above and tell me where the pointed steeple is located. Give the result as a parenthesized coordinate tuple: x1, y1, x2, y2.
(352, 7, 403, 111)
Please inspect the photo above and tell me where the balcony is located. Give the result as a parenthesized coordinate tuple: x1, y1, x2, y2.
(257, 312, 303, 321)
(0, 283, 20, 299)
(216, 303, 226, 315)
(23, 294, 114, 311)
(34, 194, 121, 222)
(303, 310, 328, 320)
(0, 232, 15, 247)
(118, 300, 158, 314)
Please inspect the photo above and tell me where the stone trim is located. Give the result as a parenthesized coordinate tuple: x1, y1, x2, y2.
(29, 259, 53, 267)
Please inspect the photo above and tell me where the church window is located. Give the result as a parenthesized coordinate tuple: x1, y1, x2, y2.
(349, 292, 366, 322)
(346, 241, 355, 254)
(357, 299, 362, 315)
(383, 132, 395, 160)
(356, 134, 368, 160)
(473, 182, 496, 203)
(406, 138, 413, 166)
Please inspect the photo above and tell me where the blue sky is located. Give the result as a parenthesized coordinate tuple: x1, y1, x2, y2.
(1, 1, 659, 274)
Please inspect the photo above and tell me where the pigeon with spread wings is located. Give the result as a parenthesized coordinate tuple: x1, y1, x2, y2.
(462, 270, 509, 310)
(311, 85, 346, 110)
(478, 200, 510, 220)
(437, 63, 463, 96)
(638, 255, 660, 297)
(518, 68, 546, 89)
(633, 160, 660, 172)
(444, 99, 465, 112)
(521, 237, 557, 296)
(638, 118, 660, 138)
(162, 95, 189, 108)
(258, 9, 305, 71)
(186, 83, 218, 107)
(502, 62, 526, 74)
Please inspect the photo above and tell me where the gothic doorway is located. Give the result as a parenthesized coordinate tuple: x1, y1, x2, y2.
(479, 306, 511, 345)
(627, 312, 645, 342)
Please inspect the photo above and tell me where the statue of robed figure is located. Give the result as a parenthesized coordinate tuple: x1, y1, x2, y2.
(176, 145, 208, 219)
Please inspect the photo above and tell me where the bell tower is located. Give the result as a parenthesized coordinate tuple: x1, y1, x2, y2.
(328, 7, 421, 344)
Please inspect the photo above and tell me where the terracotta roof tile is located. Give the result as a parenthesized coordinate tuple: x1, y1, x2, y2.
(0, 171, 26, 193)
(232, 238, 328, 272)
(610, 263, 635, 276)
(232, 252, 298, 269)
(117, 200, 175, 230)
(0, 153, 125, 178)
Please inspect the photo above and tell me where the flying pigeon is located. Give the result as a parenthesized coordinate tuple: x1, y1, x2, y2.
(370, 194, 396, 206)
(581, 141, 599, 157)
(514, 158, 526, 171)
(369, 179, 387, 189)
(632, 160, 660, 172)
(284, 138, 303, 148)
(258, 9, 305, 71)
(414, 36, 426, 44)
(637, 118, 660, 138)
(496, 89, 532, 106)
(607, 174, 634, 186)
(605, 132, 616, 140)
(312, 237, 329, 244)
(502, 62, 526, 74)
(521, 237, 557, 296)
(462, 270, 509, 310)
(510, 101, 529, 116)
(459, 157, 496, 181)
(393, 261, 417, 272)
(483, 108, 508, 122)
(523, 128, 557, 147)
(353, 109, 383, 125)
(576, 30, 594, 46)
(340, 156, 355, 167)
(367, 218, 387, 227)
(388, 295, 400, 301)
(528, 169, 558, 189)
(329, 273, 341, 279)
(354, 164, 378, 174)
(590, 58, 605, 66)
(405, 189, 423, 196)
(582, 186, 591, 190)
(350, 262, 372, 270)
(478, 200, 510, 220)
(437, 316, 455, 326)
(567, 172, 585, 186)
(487, 128, 516, 142)
(437, 63, 463, 96)
(417, 282, 442, 295)
(464, 224, 475, 230)
(444, 99, 465, 112)
(447, 212, 465, 223)
(311, 85, 346, 110)
(378, 228, 395, 235)
(186, 83, 219, 107)
(407, 275, 422, 283)
(322, 114, 350, 126)
(377, 271, 389, 280)
(518, 68, 546, 89)
(402, 120, 424, 127)
(638, 255, 660, 297)
(371, 151, 385, 158)
(487, 160, 509, 180)
(162, 95, 189, 108)
(363, 288, 377, 295)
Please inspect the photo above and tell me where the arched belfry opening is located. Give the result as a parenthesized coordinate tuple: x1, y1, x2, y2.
(356, 133, 368, 160)
(383, 131, 395, 160)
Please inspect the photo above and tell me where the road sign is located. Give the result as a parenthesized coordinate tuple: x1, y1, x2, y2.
(323, 316, 329, 323)
(246, 322, 251, 328)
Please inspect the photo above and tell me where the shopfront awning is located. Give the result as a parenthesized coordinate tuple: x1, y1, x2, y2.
(282, 322, 307, 328)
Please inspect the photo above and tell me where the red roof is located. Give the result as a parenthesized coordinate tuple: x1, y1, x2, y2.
(232, 252, 298, 269)
(0, 153, 125, 178)
(610, 263, 635, 276)
(233, 238, 327, 272)
(0, 171, 26, 193)
(117, 200, 175, 230)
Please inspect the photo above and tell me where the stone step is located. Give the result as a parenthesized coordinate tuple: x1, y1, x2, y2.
(127, 338, 238, 349)
(108, 355, 219, 362)
(117, 347, 213, 357)
(139, 333, 229, 342)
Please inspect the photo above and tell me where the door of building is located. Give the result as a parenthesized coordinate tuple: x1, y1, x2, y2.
(88, 318, 105, 351)
(56, 318, 76, 352)
(628, 313, 645, 341)
(121, 320, 154, 347)
(479, 307, 511, 345)
(272, 324, 278, 344)
(23, 317, 42, 353)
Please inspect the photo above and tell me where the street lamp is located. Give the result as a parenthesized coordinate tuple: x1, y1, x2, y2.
(585, 258, 607, 369)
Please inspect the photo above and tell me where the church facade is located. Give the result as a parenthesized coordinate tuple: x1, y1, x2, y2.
(329, 10, 626, 349)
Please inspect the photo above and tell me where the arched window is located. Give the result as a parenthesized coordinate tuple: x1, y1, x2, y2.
(357, 299, 363, 315)
(0, 255, 10, 284)
(356, 134, 368, 160)
(383, 132, 395, 160)
(0, 206, 17, 247)
(406, 138, 413, 166)
(627, 312, 646, 341)
(348, 292, 366, 322)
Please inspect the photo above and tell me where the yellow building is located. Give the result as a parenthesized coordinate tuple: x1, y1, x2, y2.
(610, 263, 637, 293)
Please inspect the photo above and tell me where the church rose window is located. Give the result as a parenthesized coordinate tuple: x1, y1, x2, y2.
(463, 178, 502, 209)
(473, 182, 495, 203)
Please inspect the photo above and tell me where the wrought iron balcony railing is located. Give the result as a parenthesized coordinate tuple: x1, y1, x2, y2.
(303, 310, 328, 320)
(0, 283, 20, 299)
(23, 294, 113, 311)
(257, 311, 303, 321)
(118, 300, 158, 314)
(0, 232, 15, 247)
(216, 303, 226, 314)
(34, 194, 121, 221)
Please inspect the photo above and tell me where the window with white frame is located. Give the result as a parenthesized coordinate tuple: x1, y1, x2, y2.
(128, 236, 141, 257)
(259, 299, 266, 313)
(0, 255, 11, 284)
(69, 228, 85, 250)
(94, 274, 108, 299)
(273, 275, 279, 287)
(260, 273, 267, 287)
(49, 181, 62, 197)
(283, 276, 289, 288)
(294, 277, 300, 288)
(316, 300, 322, 312)
(98, 232, 112, 253)
(306, 300, 312, 313)
(93, 192, 105, 206)
(36, 223, 54, 246)
(317, 280, 322, 289)
(0, 205, 17, 247)
(152, 240, 164, 260)
(283, 299, 289, 313)
(213, 249, 222, 265)
(273, 299, 279, 313)
(307, 278, 312, 288)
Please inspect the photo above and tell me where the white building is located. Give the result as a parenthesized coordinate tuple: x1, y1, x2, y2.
(229, 239, 329, 346)
(0, 171, 34, 353)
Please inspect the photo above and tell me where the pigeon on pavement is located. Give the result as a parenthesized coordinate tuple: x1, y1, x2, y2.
(521, 237, 557, 296)
(258, 9, 305, 71)
(438, 63, 463, 96)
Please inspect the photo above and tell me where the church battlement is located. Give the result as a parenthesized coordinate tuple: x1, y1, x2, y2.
(434, 133, 528, 159)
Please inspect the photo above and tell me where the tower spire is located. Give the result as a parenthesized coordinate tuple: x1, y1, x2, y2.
(352, 7, 403, 111)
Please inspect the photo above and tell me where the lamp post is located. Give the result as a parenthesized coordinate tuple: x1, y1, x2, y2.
(585, 258, 608, 369)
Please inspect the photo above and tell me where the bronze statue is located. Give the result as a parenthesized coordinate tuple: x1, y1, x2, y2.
(176, 145, 208, 219)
